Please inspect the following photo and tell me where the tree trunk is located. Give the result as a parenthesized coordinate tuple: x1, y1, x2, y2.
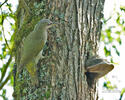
(13, 0, 105, 99)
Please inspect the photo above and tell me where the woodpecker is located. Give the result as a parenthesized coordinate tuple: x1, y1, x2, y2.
(18, 19, 56, 86)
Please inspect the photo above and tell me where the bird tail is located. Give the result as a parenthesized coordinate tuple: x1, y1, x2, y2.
(26, 61, 39, 86)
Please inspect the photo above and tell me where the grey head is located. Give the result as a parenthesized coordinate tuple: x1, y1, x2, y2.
(36, 19, 54, 29)
(39, 19, 52, 25)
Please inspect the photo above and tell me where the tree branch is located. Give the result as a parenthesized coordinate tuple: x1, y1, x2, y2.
(0, 72, 11, 90)
(0, 56, 12, 83)
(0, 0, 8, 8)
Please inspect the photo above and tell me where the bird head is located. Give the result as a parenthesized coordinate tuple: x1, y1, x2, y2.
(37, 19, 56, 29)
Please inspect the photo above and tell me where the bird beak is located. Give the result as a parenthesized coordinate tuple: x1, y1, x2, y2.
(47, 22, 58, 28)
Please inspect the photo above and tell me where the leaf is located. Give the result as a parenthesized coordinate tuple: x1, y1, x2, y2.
(116, 37, 122, 45)
(0, 54, 3, 59)
(0, 31, 2, 41)
(116, 16, 120, 24)
(0, 89, 8, 100)
(120, 6, 125, 12)
(121, 88, 125, 96)
(112, 45, 120, 56)
(103, 81, 117, 90)
(101, 32, 105, 41)
(115, 49, 120, 56)
(112, 45, 116, 49)
(119, 88, 125, 100)
(8, 13, 14, 19)
(110, 58, 113, 63)
(105, 28, 113, 43)
(104, 46, 111, 56)
(115, 31, 121, 35)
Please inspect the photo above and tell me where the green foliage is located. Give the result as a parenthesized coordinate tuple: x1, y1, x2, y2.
(120, 6, 125, 11)
(103, 80, 117, 90)
(0, 89, 8, 100)
(119, 88, 125, 100)
(101, 5, 125, 100)
(101, 10, 125, 61)
(0, 0, 16, 99)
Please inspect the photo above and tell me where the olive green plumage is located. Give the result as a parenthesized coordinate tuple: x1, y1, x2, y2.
(18, 19, 54, 86)
(21, 19, 52, 65)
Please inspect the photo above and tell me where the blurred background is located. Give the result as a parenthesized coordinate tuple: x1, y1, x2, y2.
(99, 0, 125, 100)
(0, 0, 125, 100)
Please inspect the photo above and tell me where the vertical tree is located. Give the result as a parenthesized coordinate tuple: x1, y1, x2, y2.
(14, 0, 105, 99)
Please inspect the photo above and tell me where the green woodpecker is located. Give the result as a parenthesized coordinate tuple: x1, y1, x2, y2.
(18, 19, 55, 86)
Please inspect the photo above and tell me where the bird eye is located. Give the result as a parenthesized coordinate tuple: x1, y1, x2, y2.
(48, 23, 52, 25)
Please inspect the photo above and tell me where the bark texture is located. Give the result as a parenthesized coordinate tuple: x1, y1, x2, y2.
(14, 0, 105, 100)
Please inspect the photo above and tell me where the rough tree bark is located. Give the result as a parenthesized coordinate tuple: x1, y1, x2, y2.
(13, 0, 105, 100)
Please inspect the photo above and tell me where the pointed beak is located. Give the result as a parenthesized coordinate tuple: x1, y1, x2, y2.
(47, 22, 59, 28)
(47, 23, 57, 28)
